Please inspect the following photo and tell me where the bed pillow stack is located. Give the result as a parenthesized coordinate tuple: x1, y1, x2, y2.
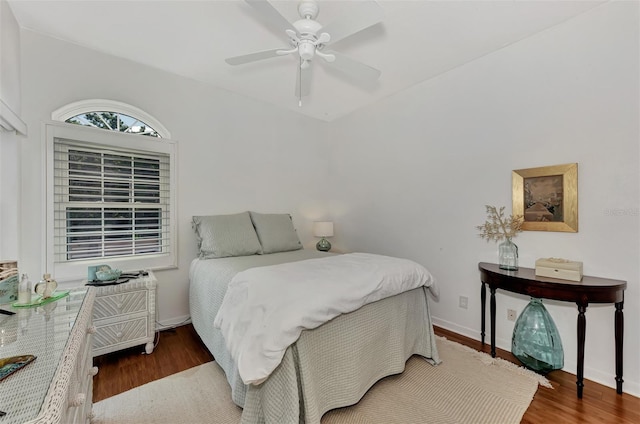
(192, 211, 302, 258)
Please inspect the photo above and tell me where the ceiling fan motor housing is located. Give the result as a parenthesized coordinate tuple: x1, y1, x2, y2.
(298, 1, 319, 20)
(292, 7, 323, 62)
(293, 18, 322, 38)
(298, 40, 316, 60)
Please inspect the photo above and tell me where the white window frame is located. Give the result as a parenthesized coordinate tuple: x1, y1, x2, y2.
(51, 99, 171, 138)
(44, 120, 177, 282)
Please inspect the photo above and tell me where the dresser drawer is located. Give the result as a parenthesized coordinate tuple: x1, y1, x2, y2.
(93, 316, 149, 350)
(93, 290, 148, 321)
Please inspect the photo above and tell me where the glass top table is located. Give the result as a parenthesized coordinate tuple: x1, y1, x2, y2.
(0, 288, 90, 424)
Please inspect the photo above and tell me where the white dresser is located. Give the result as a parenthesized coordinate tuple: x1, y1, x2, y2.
(0, 287, 97, 424)
(92, 271, 157, 356)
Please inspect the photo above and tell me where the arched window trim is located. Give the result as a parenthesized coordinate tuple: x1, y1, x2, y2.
(51, 99, 171, 139)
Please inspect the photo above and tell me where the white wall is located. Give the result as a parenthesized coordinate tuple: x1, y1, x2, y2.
(327, 2, 639, 395)
(18, 30, 329, 327)
(0, 0, 22, 260)
(0, 133, 19, 260)
(0, 0, 20, 109)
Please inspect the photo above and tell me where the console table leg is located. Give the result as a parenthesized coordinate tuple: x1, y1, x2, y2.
(481, 283, 486, 345)
(615, 301, 624, 394)
(490, 287, 496, 358)
(576, 304, 587, 398)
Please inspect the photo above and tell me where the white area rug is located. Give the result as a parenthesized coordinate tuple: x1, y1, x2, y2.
(93, 337, 550, 424)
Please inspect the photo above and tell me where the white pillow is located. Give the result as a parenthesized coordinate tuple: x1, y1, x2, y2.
(192, 212, 262, 259)
(249, 212, 303, 254)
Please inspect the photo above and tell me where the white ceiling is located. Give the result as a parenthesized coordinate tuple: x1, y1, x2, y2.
(8, 0, 605, 122)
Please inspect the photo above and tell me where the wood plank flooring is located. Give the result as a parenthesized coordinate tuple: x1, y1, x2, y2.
(93, 324, 212, 402)
(93, 324, 639, 423)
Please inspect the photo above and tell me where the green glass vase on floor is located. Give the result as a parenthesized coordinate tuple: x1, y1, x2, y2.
(511, 298, 564, 373)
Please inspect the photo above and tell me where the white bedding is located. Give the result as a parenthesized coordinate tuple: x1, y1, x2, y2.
(214, 252, 437, 385)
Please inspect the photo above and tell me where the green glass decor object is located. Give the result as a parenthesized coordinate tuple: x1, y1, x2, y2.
(499, 238, 518, 271)
(512, 298, 564, 373)
(316, 238, 331, 252)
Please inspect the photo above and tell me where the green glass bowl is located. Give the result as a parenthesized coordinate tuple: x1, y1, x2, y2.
(95, 269, 122, 281)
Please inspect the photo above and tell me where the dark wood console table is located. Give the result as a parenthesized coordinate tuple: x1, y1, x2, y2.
(478, 262, 626, 398)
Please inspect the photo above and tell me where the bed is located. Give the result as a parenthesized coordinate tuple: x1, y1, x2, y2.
(189, 212, 440, 424)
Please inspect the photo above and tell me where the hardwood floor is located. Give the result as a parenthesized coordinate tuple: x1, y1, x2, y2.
(93, 324, 212, 402)
(93, 324, 639, 423)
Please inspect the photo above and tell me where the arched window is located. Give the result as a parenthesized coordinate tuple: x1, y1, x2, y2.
(47, 100, 176, 280)
(51, 99, 171, 138)
(66, 111, 161, 137)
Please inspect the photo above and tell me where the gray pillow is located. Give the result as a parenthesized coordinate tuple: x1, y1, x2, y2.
(249, 212, 303, 254)
(192, 212, 262, 259)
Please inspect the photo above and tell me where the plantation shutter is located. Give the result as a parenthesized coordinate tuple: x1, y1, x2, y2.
(53, 139, 171, 263)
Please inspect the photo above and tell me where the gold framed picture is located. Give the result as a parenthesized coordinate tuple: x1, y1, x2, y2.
(512, 163, 578, 232)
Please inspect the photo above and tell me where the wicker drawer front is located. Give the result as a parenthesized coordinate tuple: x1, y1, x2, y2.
(94, 290, 148, 320)
(94, 317, 148, 350)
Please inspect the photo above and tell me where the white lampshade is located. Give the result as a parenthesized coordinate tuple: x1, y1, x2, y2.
(313, 221, 334, 238)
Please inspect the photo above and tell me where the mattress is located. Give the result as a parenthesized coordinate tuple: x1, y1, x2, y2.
(189, 250, 440, 424)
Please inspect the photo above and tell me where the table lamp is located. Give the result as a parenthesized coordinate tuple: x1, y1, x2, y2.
(313, 221, 333, 252)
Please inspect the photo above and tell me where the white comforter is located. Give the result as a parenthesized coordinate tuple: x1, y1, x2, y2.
(214, 252, 437, 385)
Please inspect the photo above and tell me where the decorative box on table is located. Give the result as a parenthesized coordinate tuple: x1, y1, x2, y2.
(535, 258, 583, 282)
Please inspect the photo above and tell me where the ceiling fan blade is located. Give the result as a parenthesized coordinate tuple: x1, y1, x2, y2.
(295, 63, 311, 98)
(322, 51, 381, 84)
(245, 0, 296, 34)
(320, 0, 383, 45)
(225, 49, 282, 65)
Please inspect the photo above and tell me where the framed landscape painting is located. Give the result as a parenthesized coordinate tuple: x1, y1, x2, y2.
(512, 163, 578, 232)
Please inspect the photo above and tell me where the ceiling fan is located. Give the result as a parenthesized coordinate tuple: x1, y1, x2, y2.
(225, 0, 384, 104)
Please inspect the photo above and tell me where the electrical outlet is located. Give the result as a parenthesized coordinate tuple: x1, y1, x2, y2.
(459, 296, 468, 309)
(507, 309, 517, 321)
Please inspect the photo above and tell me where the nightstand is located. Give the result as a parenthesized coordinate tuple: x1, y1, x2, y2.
(91, 271, 157, 357)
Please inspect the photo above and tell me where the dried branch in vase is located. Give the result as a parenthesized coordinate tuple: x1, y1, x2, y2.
(476, 205, 524, 242)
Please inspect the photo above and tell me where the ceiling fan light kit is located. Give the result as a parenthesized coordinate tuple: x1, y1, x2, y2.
(226, 0, 383, 104)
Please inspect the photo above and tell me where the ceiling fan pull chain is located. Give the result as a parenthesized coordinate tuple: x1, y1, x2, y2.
(299, 57, 303, 108)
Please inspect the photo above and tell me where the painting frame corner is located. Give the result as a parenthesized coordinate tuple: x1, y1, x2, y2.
(512, 163, 578, 233)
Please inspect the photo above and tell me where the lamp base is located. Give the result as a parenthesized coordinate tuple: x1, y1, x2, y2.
(316, 238, 331, 252)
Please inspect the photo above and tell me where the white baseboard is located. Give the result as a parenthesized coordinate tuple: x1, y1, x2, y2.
(581, 365, 640, 398)
(155, 315, 191, 331)
(431, 316, 512, 349)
